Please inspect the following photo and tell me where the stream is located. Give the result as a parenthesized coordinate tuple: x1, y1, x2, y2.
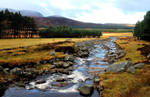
(2, 37, 118, 97)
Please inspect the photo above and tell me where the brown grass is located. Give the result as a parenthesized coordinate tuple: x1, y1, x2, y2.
(0, 38, 97, 50)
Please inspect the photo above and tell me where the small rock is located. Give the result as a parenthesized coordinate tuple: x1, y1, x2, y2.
(35, 85, 49, 90)
(10, 67, 22, 75)
(65, 54, 74, 61)
(63, 63, 70, 68)
(50, 65, 55, 69)
(0, 66, 3, 71)
(3, 68, 10, 74)
(94, 77, 100, 83)
(16, 83, 25, 88)
(36, 62, 41, 65)
(51, 82, 68, 87)
(127, 66, 135, 73)
(134, 63, 145, 69)
(78, 84, 94, 96)
(49, 50, 56, 56)
(35, 80, 46, 84)
(56, 77, 67, 82)
(53, 61, 64, 68)
(147, 53, 150, 59)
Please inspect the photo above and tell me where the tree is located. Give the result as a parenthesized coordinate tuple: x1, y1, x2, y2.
(134, 11, 150, 40)
(0, 9, 38, 39)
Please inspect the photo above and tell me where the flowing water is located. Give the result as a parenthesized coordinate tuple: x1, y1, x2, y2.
(2, 37, 117, 97)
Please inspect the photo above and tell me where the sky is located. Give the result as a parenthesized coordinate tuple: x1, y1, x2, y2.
(0, 0, 149, 24)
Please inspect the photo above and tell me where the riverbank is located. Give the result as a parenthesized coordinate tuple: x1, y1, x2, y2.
(1, 32, 148, 97)
(0, 38, 102, 97)
(1, 37, 125, 97)
(99, 37, 150, 97)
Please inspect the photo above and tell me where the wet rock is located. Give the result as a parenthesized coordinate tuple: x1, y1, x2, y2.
(35, 85, 49, 90)
(15, 83, 25, 88)
(118, 50, 126, 58)
(78, 84, 94, 96)
(65, 54, 74, 62)
(3, 68, 10, 74)
(134, 63, 145, 69)
(49, 50, 56, 56)
(22, 70, 33, 77)
(56, 77, 67, 82)
(147, 53, 150, 59)
(66, 66, 73, 71)
(74, 41, 95, 57)
(127, 66, 135, 73)
(94, 77, 100, 83)
(58, 70, 71, 75)
(53, 61, 64, 68)
(43, 61, 47, 64)
(0, 66, 3, 71)
(78, 51, 89, 57)
(50, 65, 55, 69)
(35, 80, 46, 84)
(63, 63, 70, 68)
(106, 61, 132, 72)
(10, 67, 22, 75)
(51, 82, 68, 87)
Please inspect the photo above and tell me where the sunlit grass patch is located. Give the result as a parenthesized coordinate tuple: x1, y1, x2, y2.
(0, 38, 97, 50)
(100, 64, 150, 97)
(100, 72, 138, 97)
(101, 32, 133, 39)
(115, 38, 148, 64)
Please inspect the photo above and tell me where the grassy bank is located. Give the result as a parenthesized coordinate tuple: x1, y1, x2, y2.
(100, 37, 150, 97)
(0, 38, 97, 50)
(0, 38, 99, 83)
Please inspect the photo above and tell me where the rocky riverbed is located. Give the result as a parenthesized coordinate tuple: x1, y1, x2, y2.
(1, 37, 126, 97)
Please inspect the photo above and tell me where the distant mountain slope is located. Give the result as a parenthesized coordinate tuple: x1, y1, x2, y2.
(0, 8, 43, 17)
(34, 16, 103, 28)
(34, 16, 135, 29)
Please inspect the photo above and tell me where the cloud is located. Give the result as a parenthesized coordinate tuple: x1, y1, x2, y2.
(115, 0, 150, 13)
(0, 0, 147, 24)
(75, 1, 145, 24)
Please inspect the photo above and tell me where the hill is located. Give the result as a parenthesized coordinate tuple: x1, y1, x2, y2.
(33, 16, 135, 29)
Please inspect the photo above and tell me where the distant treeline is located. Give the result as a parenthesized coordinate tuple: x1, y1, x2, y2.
(40, 26, 102, 38)
(0, 9, 38, 39)
(75, 28, 133, 33)
(72, 25, 134, 29)
(134, 11, 150, 40)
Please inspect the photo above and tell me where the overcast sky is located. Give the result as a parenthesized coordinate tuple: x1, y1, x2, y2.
(0, 0, 149, 24)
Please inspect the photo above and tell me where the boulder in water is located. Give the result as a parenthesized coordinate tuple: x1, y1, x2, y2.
(78, 84, 94, 96)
